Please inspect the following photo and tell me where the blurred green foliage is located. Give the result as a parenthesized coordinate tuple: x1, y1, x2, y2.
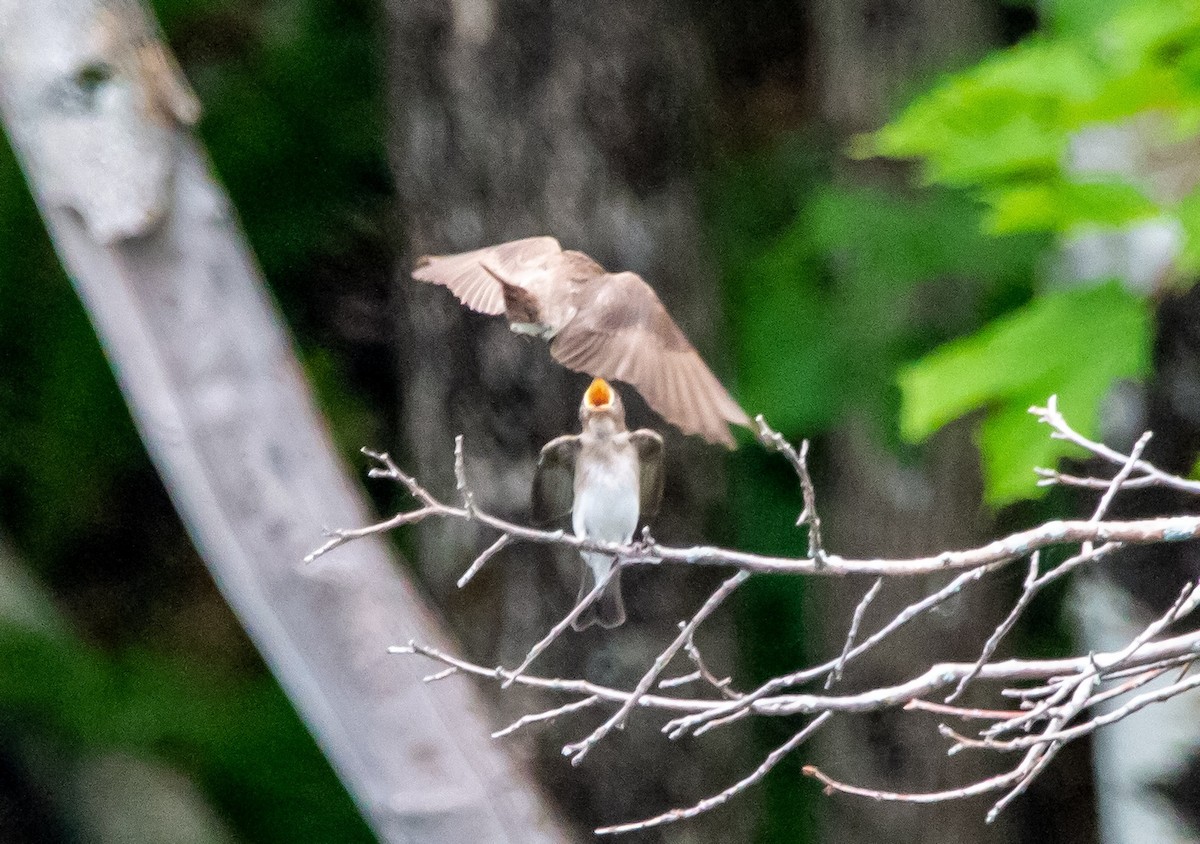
(0, 555, 371, 841)
(865, 0, 1200, 502)
(900, 282, 1150, 503)
(710, 0, 1200, 505)
(0, 0, 387, 840)
(708, 2, 1198, 829)
(706, 137, 1046, 841)
(710, 141, 1046, 448)
(866, 0, 1200, 234)
(154, 0, 390, 289)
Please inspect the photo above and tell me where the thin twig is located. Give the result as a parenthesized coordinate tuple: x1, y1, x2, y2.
(1033, 397, 1200, 494)
(493, 696, 602, 739)
(453, 435, 475, 513)
(986, 740, 1062, 822)
(1036, 468, 1161, 490)
(595, 713, 832, 836)
(827, 577, 883, 688)
(904, 699, 1025, 720)
(969, 673, 1200, 752)
(392, 640, 718, 712)
(659, 629, 740, 698)
(755, 416, 824, 561)
(1081, 429, 1152, 557)
(562, 571, 750, 765)
(457, 535, 511, 588)
(947, 554, 1040, 702)
(669, 562, 1004, 739)
(503, 566, 617, 688)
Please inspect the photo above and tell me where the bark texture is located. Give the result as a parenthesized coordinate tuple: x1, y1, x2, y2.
(798, 1, 1040, 842)
(385, 0, 752, 838)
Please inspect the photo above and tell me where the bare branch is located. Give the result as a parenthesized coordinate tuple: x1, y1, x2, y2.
(827, 577, 883, 688)
(322, 399, 1200, 833)
(457, 535, 511, 589)
(594, 713, 832, 836)
(453, 434, 476, 513)
(755, 416, 825, 561)
(308, 464, 1200, 574)
(1033, 396, 1200, 494)
(562, 571, 750, 765)
(1080, 429, 1152, 558)
(398, 621, 1200, 830)
(965, 672, 1200, 752)
(493, 696, 603, 739)
(667, 562, 1004, 740)
(661, 629, 740, 698)
(946, 553, 1040, 702)
(398, 628, 1200, 722)
(503, 566, 617, 688)
(392, 641, 720, 712)
(904, 699, 1025, 720)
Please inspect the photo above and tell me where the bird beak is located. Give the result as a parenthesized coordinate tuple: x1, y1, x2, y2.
(584, 378, 614, 410)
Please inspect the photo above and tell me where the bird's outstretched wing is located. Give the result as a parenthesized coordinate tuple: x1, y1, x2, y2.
(532, 434, 581, 525)
(550, 272, 751, 447)
(411, 237, 603, 315)
(630, 429, 665, 517)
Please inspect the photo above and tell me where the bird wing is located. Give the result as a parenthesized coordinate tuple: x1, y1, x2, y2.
(412, 236, 604, 319)
(549, 272, 751, 447)
(630, 429, 665, 517)
(532, 434, 581, 525)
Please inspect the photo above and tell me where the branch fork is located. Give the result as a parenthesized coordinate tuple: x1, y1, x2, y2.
(311, 398, 1200, 834)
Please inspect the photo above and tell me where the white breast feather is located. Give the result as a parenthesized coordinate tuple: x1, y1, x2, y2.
(572, 451, 639, 543)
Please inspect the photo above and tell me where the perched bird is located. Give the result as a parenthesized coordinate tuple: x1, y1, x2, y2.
(533, 378, 664, 630)
(412, 236, 751, 447)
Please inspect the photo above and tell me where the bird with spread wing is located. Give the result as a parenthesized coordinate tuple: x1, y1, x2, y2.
(533, 378, 663, 629)
(412, 236, 751, 447)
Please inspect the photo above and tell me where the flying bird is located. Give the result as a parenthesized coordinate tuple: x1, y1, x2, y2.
(412, 236, 750, 447)
(533, 378, 664, 630)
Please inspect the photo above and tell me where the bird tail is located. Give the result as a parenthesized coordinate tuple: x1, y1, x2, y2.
(572, 557, 625, 631)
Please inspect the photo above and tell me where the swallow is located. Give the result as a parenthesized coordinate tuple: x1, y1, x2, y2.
(532, 378, 664, 630)
(412, 237, 751, 447)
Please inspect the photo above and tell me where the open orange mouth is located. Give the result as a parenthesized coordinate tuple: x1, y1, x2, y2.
(585, 378, 613, 408)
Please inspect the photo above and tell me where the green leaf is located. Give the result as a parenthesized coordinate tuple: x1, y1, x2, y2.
(983, 178, 1158, 233)
(865, 0, 1200, 240)
(900, 282, 1150, 503)
(1177, 186, 1200, 272)
(867, 40, 1101, 185)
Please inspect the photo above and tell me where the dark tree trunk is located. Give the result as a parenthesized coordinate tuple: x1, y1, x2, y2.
(384, 1, 751, 838)
(795, 1, 1058, 843)
(813, 423, 1025, 844)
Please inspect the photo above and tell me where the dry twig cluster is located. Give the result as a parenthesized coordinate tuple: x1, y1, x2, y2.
(307, 397, 1200, 835)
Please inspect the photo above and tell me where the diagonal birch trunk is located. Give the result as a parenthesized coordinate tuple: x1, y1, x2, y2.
(0, 2, 572, 841)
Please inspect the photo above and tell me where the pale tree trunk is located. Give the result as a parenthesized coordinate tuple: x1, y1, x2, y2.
(1060, 124, 1200, 844)
(385, 0, 752, 838)
(0, 2, 572, 841)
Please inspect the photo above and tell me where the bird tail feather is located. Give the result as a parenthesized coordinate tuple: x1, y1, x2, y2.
(572, 562, 624, 630)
